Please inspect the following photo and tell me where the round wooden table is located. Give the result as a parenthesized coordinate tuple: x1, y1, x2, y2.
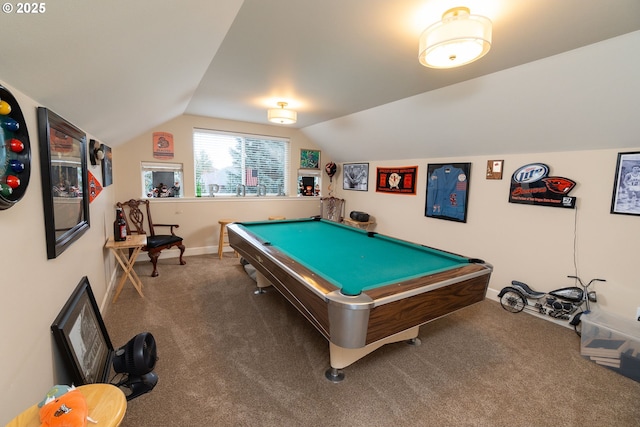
(7, 384, 127, 427)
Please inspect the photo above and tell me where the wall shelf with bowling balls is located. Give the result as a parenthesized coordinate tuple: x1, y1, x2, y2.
(0, 85, 31, 210)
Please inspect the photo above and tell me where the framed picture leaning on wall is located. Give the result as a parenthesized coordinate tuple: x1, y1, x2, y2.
(51, 276, 114, 385)
(343, 163, 369, 191)
(425, 162, 471, 223)
(611, 151, 640, 216)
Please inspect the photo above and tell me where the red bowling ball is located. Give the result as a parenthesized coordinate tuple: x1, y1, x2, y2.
(9, 138, 24, 153)
(6, 175, 20, 189)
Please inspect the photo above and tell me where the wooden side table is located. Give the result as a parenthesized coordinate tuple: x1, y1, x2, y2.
(105, 234, 147, 302)
(6, 384, 127, 427)
(343, 218, 375, 231)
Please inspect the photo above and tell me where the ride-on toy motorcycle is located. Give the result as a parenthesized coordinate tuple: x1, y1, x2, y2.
(498, 275, 606, 336)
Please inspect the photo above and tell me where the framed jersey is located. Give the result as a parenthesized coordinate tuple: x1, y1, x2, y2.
(611, 151, 640, 216)
(425, 162, 471, 223)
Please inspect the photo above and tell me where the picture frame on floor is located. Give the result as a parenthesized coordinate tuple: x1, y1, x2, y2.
(611, 151, 640, 216)
(51, 276, 114, 385)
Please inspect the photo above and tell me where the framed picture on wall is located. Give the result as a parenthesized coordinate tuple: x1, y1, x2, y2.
(611, 151, 640, 216)
(343, 163, 369, 191)
(102, 144, 113, 187)
(425, 162, 471, 223)
(300, 149, 320, 169)
(38, 107, 91, 259)
(375, 166, 417, 195)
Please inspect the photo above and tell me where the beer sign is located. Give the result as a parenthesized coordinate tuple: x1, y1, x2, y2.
(509, 163, 576, 209)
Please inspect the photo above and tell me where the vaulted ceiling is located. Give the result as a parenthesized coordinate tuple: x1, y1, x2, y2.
(1, 0, 639, 162)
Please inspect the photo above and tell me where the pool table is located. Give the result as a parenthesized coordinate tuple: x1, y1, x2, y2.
(227, 218, 492, 381)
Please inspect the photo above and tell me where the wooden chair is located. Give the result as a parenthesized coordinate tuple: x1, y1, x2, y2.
(116, 199, 186, 277)
(320, 196, 345, 223)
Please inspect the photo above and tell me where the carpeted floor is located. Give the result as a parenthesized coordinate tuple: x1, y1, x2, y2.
(103, 255, 640, 426)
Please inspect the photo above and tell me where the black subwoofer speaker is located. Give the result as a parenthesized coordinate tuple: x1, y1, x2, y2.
(350, 211, 370, 222)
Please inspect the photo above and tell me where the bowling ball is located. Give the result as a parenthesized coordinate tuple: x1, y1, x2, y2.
(6, 175, 20, 189)
(0, 100, 10, 115)
(1, 117, 19, 131)
(10, 160, 25, 173)
(0, 184, 12, 197)
(9, 139, 24, 153)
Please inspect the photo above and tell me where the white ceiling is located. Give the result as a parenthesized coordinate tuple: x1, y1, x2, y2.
(1, 0, 639, 162)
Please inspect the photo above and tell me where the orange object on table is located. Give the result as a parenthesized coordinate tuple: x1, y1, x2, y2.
(6, 383, 127, 427)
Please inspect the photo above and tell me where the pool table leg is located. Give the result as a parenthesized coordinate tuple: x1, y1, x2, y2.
(407, 337, 422, 346)
(325, 326, 420, 381)
(253, 271, 271, 294)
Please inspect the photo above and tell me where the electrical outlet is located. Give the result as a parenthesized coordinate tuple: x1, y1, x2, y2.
(637, 307, 640, 322)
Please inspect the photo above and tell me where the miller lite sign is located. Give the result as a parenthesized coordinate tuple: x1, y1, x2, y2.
(509, 163, 576, 209)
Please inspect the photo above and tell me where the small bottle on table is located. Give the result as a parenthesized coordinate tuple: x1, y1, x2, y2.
(114, 208, 127, 241)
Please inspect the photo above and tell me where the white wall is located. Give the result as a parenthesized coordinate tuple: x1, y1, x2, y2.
(113, 114, 329, 250)
(332, 150, 640, 319)
(0, 80, 115, 423)
(3, 33, 640, 424)
(116, 109, 640, 322)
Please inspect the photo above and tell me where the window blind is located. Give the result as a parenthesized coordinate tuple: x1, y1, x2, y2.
(193, 129, 290, 196)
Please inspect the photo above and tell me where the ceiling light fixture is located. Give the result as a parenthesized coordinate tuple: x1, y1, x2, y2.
(268, 102, 297, 125)
(418, 6, 492, 69)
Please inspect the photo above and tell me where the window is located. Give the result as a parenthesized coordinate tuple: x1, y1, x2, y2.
(193, 129, 290, 196)
(297, 169, 321, 196)
(141, 162, 183, 198)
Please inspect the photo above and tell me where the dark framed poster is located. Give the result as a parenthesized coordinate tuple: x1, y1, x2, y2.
(101, 144, 113, 187)
(425, 163, 470, 222)
(51, 276, 114, 385)
(611, 151, 640, 216)
(376, 166, 417, 194)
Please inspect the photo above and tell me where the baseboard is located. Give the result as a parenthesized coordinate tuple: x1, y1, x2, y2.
(99, 267, 119, 312)
(133, 245, 220, 262)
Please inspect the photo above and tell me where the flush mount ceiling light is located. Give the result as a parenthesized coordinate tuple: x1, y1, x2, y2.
(268, 101, 297, 125)
(418, 6, 492, 69)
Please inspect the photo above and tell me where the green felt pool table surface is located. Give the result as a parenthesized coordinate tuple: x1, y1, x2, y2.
(239, 218, 472, 296)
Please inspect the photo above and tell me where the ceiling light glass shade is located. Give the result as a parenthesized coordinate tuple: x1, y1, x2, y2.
(268, 102, 297, 124)
(419, 7, 492, 69)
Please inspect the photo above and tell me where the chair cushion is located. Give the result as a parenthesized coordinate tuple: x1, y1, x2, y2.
(147, 235, 183, 249)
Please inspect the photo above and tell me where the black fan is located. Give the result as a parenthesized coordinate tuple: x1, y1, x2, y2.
(112, 332, 158, 400)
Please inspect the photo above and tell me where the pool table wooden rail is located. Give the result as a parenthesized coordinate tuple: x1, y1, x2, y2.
(229, 223, 336, 338)
(366, 273, 489, 344)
